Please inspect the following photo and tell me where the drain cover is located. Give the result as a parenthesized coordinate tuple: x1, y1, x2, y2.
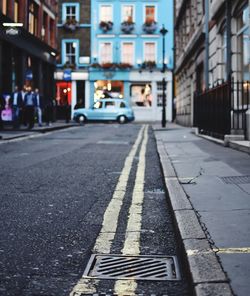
(84, 254, 180, 281)
(220, 175, 250, 184)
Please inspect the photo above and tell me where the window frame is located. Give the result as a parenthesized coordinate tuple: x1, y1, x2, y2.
(62, 3, 80, 23)
(121, 41, 135, 65)
(62, 39, 79, 66)
(143, 4, 157, 23)
(236, 5, 250, 81)
(28, 1, 39, 35)
(121, 4, 135, 22)
(99, 4, 113, 22)
(99, 41, 113, 64)
(143, 41, 157, 62)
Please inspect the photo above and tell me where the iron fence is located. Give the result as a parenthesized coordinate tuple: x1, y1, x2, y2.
(194, 81, 250, 139)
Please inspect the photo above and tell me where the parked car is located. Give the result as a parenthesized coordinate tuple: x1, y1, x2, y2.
(73, 99, 135, 124)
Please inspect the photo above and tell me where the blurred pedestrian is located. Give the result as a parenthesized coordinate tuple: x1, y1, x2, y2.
(20, 85, 27, 126)
(64, 100, 71, 123)
(0, 95, 5, 130)
(34, 88, 43, 126)
(74, 99, 84, 110)
(44, 98, 53, 126)
(24, 86, 37, 129)
(10, 86, 23, 128)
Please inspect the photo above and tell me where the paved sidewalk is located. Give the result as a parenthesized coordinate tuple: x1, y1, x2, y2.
(0, 121, 77, 141)
(153, 123, 250, 296)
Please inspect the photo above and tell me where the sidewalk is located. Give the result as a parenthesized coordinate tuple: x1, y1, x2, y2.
(153, 123, 250, 296)
(0, 121, 77, 141)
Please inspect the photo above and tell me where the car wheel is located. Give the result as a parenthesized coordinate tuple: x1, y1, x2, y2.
(118, 115, 127, 124)
(78, 115, 86, 124)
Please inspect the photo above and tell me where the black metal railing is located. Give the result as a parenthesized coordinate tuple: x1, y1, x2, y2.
(194, 82, 231, 139)
(194, 80, 250, 139)
(231, 81, 250, 137)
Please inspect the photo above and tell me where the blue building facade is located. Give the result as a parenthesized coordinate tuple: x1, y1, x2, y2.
(89, 0, 174, 121)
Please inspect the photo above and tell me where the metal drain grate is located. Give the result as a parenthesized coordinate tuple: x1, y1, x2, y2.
(84, 254, 180, 281)
(220, 175, 250, 184)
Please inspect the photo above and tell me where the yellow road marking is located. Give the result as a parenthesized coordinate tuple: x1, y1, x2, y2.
(69, 126, 145, 296)
(187, 247, 250, 256)
(217, 247, 250, 254)
(114, 125, 148, 295)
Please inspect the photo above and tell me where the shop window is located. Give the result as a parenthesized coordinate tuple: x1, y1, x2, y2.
(157, 82, 165, 106)
(122, 5, 134, 22)
(121, 42, 134, 65)
(94, 80, 124, 100)
(144, 42, 156, 62)
(62, 3, 79, 22)
(131, 84, 152, 107)
(100, 42, 112, 64)
(100, 5, 112, 22)
(56, 82, 72, 106)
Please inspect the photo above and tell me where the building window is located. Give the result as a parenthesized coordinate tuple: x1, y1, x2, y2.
(221, 28, 227, 81)
(14, 0, 19, 22)
(144, 42, 156, 62)
(156, 82, 165, 106)
(63, 41, 78, 65)
(145, 5, 155, 22)
(122, 5, 134, 22)
(28, 1, 39, 35)
(50, 18, 55, 48)
(100, 42, 112, 64)
(236, 5, 250, 81)
(2, 0, 7, 15)
(62, 3, 79, 22)
(121, 43, 134, 65)
(100, 5, 112, 22)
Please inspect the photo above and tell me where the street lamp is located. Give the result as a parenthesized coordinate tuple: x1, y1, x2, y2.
(160, 25, 168, 128)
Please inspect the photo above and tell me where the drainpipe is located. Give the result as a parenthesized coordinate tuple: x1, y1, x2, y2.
(204, 0, 209, 89)
(226, 0, 232, 82)
(226, 0, 233, 136)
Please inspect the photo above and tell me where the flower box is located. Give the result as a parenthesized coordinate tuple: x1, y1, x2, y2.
(142, 20, 157, 34)
(141, 61, 156, 70)
(99, 21, 113, 32)
(121, 21, 135, 34)
(117, 63, 133, 70)
(63, 18, 79, 31)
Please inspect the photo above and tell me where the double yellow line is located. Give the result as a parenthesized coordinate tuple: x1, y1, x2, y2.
(70, 125, 149, 296)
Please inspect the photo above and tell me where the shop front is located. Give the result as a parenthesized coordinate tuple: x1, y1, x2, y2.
(88, 69, 172, 122)
(54, 71, 89, 119)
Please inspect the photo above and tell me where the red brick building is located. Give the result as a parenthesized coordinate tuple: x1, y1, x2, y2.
(0, 0, 58, 100)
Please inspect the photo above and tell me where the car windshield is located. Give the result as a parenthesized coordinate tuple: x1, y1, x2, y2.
(93, 101, 103, 109)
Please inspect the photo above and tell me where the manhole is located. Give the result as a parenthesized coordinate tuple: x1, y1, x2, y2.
(84, 254, 181, 281)
(220, 175, 250, 184)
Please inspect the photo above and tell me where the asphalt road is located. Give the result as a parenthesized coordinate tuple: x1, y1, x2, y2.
(0, 124, 192, 296)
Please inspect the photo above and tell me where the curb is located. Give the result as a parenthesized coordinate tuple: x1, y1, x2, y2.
(192, 129, 250, 155)
(0, 124, 77, 142)
(154, 133, 234, 296)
